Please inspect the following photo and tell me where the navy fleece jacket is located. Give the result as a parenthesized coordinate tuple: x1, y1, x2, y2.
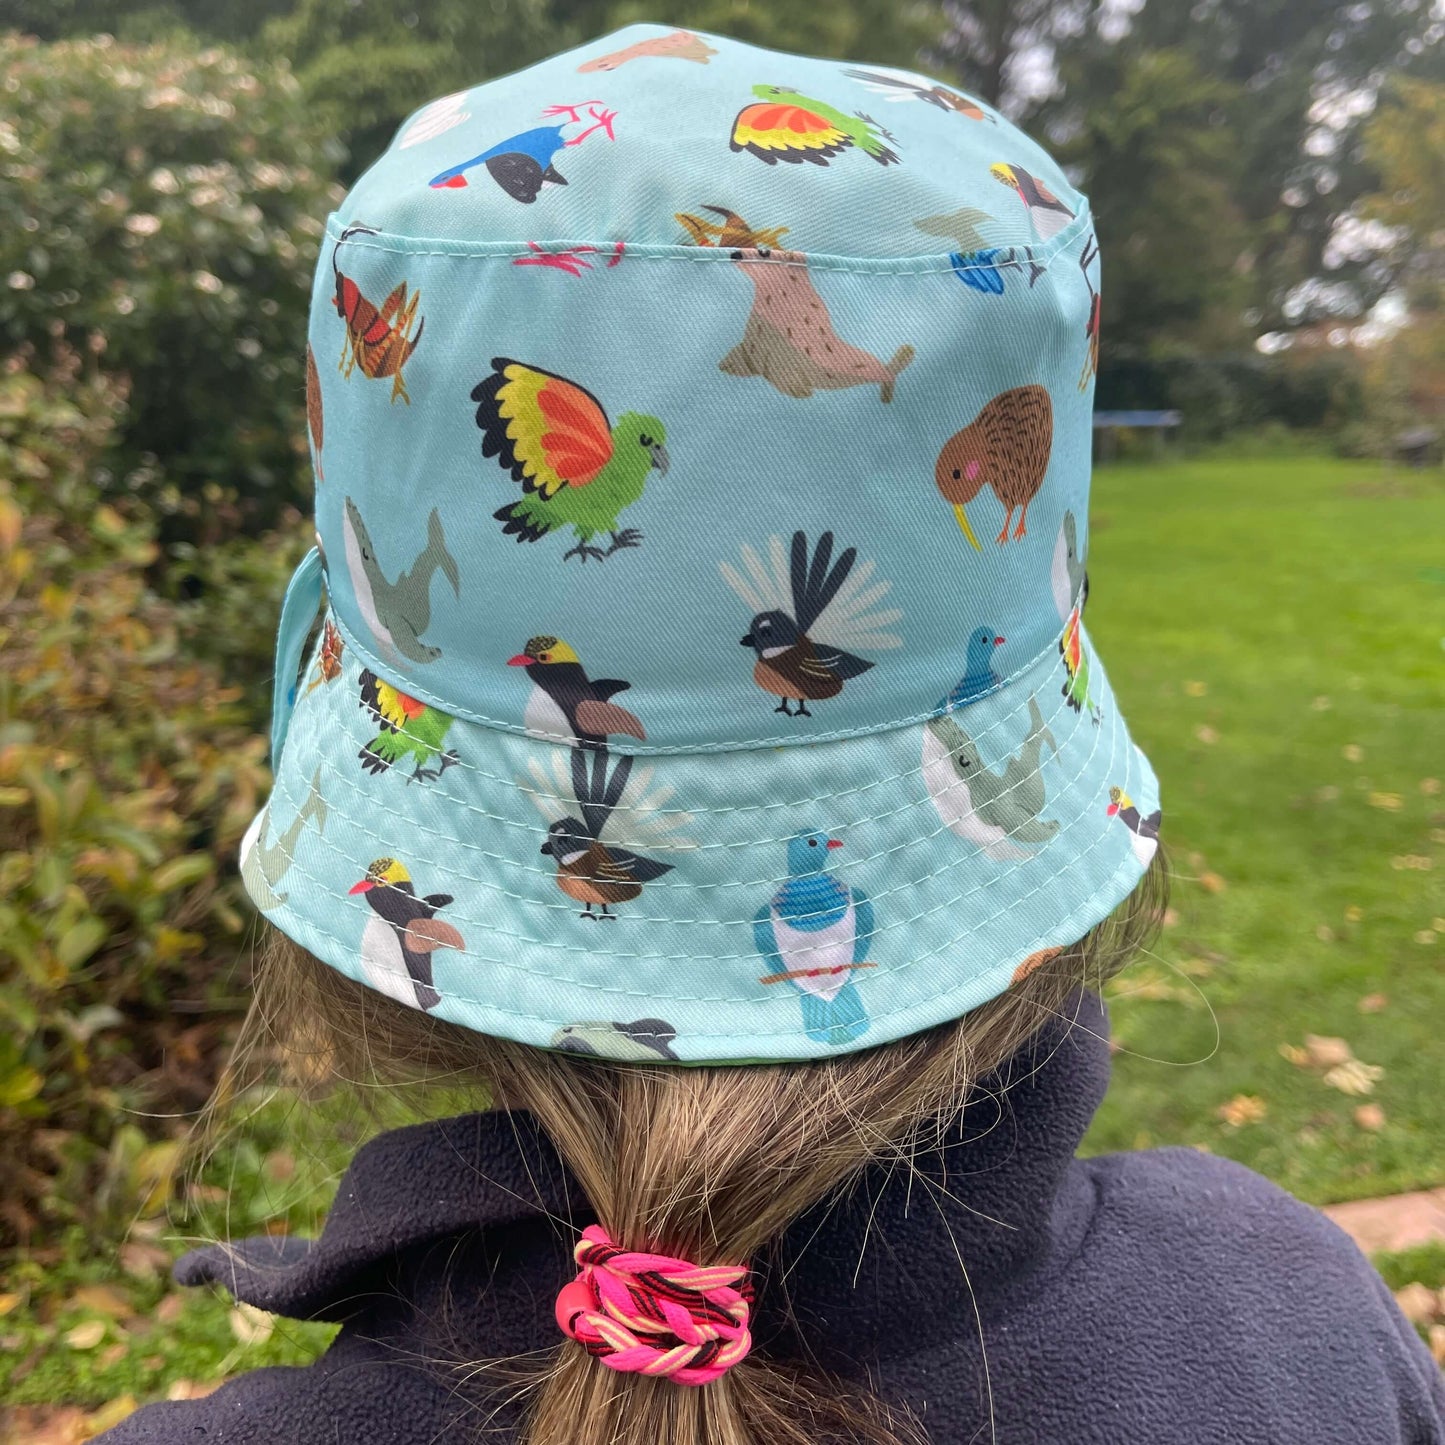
(99, 993, 1445, 1443)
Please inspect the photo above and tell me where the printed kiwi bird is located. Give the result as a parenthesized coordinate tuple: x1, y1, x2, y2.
(922, 695, 1060, 860)
(941, 626, 1006, 710)
(507, 634, 646, 747)
(722, 529, 902, 717)
(934, 384, 1054, 550)
(357, 668, 458, 784)
(348, 857, 465, 1012)
(429, 101, 617, 201)
(990, 163, 1076, 283)
(754, 830, 875, 1048)
(342, 498, 460, 663)
(550, 1019, 680, 1061)
(731, 84, 900, 167)
(533, 748, 676, 921)
(578, 28, 716, 71)
(240, 767, 327, 912)
(1108, 787, 1161, 866)
(472, 357, 670, 563)
(1051, 510, 1099, 721)
(843, 67, 992, 121)
(677, 207, 914, 402)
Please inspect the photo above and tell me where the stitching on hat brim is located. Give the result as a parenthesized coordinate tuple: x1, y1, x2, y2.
(322, 204, 1095, 279)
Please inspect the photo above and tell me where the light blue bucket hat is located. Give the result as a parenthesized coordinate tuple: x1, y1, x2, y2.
(242, 24, 1162, 1064)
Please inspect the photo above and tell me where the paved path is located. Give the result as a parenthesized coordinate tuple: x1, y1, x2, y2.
(1324, 1187, 1445, 1255)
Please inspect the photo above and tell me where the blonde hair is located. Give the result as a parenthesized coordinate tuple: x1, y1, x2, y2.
(220, 854, 1166, 1445)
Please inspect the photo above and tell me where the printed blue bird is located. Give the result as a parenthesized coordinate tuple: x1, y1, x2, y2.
(940, 626, 1005, 710)
(429, 101, 617, 202)
(753, 830, 875, 1048)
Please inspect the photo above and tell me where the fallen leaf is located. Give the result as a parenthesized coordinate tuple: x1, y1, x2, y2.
(1316, 924, 1335, 942)
(1184, 680, 1208, 697)
(1429, 1323, 1445, 1367)
(1421, 777, 1441, 796)
(0, 1291, 20, 1316)
(141, 1354, 164, 1370)
(229, 1301, 274, 1346)
(1322, 1059, 1384, 1095)
(1435, 918, 1445, 932)
(264, 1149, 297, 1182)
(155, 1293, 185, 1325)
(1217, 1094, 1267, 1128)
(83, 1396, 138, 1434)
(1195, 724, 1219, 744)
(1279, 1042, 1310, 1066)
(97, 1341, 129, 1369)
(1303, 1034, 1354, 1068)
(119, 1239, 171, 1278)
(64, 1319, 106, 1349)
(166, 1379, 222, 1402)
(1162, 907, 1180, 929)
(1392, 855, 1433, 871)
(1357, 992, 1388, 1013)
(1198, 871, 1227, 894)
(1415, 929, 1438, 946)
(1353, 1103, 1386, 1131)
(1368, 791, 1403, 812)
(1343, 743, 1364, 763)
(1311, 695, 1332, 711)
(1344, 905, 1364, 923)
(1394, 1282, 1439, 1326)
(68, 1284, 133, 1319)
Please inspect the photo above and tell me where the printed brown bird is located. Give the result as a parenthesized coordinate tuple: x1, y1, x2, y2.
(577, 28, 717, 71)
(539, 748, 674, 920)
(677, 206, 914, 402)
(721, 529, 902, 717)
(843, 68, 992, 121)
(305, 341, 324, 481)
(507, 634, 646, 748)
(934, 384, 1054, 550)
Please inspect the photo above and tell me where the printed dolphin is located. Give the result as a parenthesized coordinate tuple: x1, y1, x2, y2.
(921, 695, 1060, 860)
(240, 767, 329, 910)
(343, 498, 460, 664)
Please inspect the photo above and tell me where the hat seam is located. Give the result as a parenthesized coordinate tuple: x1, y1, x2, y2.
(260, 664, 1122, 953)
(319, 608, 1081, 759)
(321, 204, 1095, 279)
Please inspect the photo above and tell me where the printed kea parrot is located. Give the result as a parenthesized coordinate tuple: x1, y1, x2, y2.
(472, 358, 671, 563)
(754, 830, 875, 1048)
(357, 668, 458, 784)
(731, 84, 899, 167)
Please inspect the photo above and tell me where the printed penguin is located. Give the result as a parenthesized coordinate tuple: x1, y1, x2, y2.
(507, 635, 646, 747)
(933, 385, 1054, 550)
(429, 101, 616, 200)
(472, 358, 670, 563)
(550, 1019, 680, 1060)
(754, 830, 875, 1048)
(1108, 787, 1161, 865)
(348, 857, 465, 1011)
(941, 626, 1005, 710)
(722, 529, 902, 717)
(677, 207, 914, 402)
(537, 748, 674, 920)
(357, 668, 458, 784)
(342, 499, 460, 664)
(731, 85, 899, 167)
(1051, 510, 1100, 721)
(922, 696, 1060, 860)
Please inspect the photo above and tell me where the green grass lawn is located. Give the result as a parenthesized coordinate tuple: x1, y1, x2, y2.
(1083, 454, 1445, 1204)
(4, 454, 1443, 1421)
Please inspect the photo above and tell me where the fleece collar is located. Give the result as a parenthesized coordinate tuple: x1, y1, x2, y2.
(178, 991, 1111, 1368)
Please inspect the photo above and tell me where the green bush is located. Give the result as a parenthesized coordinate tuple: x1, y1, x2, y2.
(0, 33, 341, 533)
(0, 358, 300, 1249)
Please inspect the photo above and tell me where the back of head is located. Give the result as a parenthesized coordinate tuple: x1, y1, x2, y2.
(236, 22, 1165, 1445)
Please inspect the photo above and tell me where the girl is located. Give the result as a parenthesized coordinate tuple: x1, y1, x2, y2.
(104, 25, 1443, 1445)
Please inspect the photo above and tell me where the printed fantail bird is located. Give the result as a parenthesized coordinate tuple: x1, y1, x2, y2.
(507, 635, 646, 747)
(843, 67, 991, 121)
(934, 384, 1054, 550)
(348, 857, 465, 1011)
(473, 357, 670, 563)
(723, 529, 902, 717)
(429, 101, 616, 200)
(538, 748, 674, 920)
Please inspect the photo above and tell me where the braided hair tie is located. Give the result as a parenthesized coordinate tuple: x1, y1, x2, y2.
(554, 1224, 754, 1387)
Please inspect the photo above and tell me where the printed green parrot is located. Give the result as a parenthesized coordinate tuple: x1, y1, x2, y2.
(731, 84, 900, 167)
(357, 668, 458, 784)
(472, 357, 671, 563)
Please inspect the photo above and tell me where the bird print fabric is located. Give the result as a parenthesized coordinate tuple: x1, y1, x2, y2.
(248, 24, 1162, 1063)
(754, 832, 875, 1048)
(722, 530, 902, 717)
(473, 358, 670, 562)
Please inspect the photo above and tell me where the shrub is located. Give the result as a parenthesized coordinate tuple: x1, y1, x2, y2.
(0, 33, 341, 534)
(0, 357, 299, 1249)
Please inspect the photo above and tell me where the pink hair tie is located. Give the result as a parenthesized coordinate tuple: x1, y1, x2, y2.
(554, 1224, 754, 1386)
